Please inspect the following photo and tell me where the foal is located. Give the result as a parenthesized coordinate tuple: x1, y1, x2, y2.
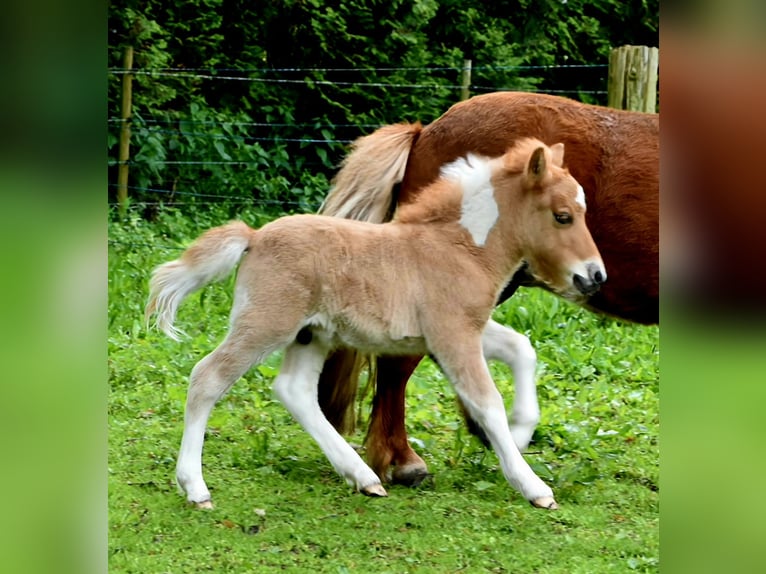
(146, 138, 606, 510)
(318, 91, 658, 485)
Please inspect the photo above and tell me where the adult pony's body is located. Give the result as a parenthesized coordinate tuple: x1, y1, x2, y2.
(147, 139, 605, 510)
(318, 92, 659, 484)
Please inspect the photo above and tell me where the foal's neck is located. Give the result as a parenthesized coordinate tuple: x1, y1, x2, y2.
(394, 178, 463, 226)
(393, 176, 524, 289)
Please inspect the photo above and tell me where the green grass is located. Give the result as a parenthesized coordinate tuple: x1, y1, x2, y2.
(108, 206, 659, 573)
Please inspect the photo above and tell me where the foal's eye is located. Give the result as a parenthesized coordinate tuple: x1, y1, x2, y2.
(554, 212, 573, 225)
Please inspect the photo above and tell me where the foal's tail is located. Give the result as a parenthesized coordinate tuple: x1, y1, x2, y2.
(317, 122, 421, 434)
(145, 221, 254, 341)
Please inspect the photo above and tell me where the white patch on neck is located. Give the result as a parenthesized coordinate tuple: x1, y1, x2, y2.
(576, 184, 586, 209)
(440, 154, 499, 246)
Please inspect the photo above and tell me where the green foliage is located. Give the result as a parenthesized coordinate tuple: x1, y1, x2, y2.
(109, 205, 659, 573)
(108, 1, 658, 210)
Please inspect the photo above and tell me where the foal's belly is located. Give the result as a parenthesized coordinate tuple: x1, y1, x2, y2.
(305, 312, 429, 356)
(334, 330, 429, 356)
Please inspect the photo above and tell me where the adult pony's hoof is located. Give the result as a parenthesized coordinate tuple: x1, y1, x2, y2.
(531, 496, 558, 510)
(392, 465, 430, 487)
(195, 500, 215, 510)
(361, 483, 388, 497)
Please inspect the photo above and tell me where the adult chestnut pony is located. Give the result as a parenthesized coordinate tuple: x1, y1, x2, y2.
(147, 139, 605, 510)
(317, 91, 658, 486)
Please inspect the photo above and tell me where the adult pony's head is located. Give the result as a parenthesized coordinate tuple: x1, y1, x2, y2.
(496, 139, 607, 301)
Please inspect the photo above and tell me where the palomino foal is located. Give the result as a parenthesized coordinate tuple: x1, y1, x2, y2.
(146, 138, 606, 510)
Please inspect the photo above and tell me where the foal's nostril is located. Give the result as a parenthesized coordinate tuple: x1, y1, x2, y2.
(585, 262, 606, 285)
(594, 270, 605, 284)
(573, 274, 592, 296)
(574, 266, 604, 296)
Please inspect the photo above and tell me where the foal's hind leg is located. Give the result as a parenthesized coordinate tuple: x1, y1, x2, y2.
(433, 336, 556, 509)
(176, 332, 278, 508)
(481, 320, 539, 451)
(274, 340, 386, 496)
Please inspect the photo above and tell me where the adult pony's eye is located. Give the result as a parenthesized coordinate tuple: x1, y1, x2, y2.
(554, 212, 572, 225)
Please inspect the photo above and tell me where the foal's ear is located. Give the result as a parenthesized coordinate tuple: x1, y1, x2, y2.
(550, 143, 565, 167)
(525, 146, 548, 186)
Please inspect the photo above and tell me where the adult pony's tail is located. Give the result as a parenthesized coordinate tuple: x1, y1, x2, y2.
(319, 122, 422, 221)
(145, 221, 253, 341)
(317, 122, 422, 434)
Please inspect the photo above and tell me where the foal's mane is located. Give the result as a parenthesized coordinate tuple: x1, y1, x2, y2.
(394, 138, 542, 225)
(394, 171, 465, 225)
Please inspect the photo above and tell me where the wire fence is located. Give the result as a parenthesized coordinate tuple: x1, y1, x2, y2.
(107, 62, 610, 213)
(107, 63, 609, 74)
(106, 183, 314, 208)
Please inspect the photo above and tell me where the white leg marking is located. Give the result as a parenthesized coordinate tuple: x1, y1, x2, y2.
(176, 410, 213, 504)
(482, 320, 539, 450)
(273, 341, 382, 492)
(437, 342, 553, 503)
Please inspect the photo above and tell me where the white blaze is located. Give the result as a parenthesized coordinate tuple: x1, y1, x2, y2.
(576, 184, 586, 209)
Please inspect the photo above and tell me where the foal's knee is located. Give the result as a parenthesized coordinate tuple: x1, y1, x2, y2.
(511, 331, 536, 368)
(511, 405, 540, 427)
(272, 375, 291, 404)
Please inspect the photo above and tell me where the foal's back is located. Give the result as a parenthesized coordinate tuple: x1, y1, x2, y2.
(243, 214, 489, 350)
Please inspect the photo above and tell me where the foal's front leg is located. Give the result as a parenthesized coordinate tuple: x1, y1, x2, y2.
(434, 337, 557, 509)
(273, 340, 386, 496)
(481, 320, 539, 451)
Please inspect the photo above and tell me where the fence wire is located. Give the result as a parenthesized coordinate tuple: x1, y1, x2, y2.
(108, 62, 608, 210)
(108, 64, 608, 74)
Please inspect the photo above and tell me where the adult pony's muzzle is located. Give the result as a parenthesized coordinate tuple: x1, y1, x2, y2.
(573, 262, 607, 296)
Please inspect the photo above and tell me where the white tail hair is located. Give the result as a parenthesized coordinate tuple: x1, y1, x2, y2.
(319, 123, 421, 222)
(145, 221, 253, 340)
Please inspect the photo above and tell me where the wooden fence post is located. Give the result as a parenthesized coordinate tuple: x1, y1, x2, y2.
(117, 46, 134, 214)
(460, 59, 472, 101)
(608, 45, 658, 113)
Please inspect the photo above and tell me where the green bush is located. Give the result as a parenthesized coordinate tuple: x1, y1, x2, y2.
(107, 0, 658, 212)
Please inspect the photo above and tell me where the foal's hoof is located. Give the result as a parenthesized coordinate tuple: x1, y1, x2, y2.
(531, 496, 558, 510)
(195, 500, 215, 510)
(361, 483, 388, 497)
(392, 465, 430, 487)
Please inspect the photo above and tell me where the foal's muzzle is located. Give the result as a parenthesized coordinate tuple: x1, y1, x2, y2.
(573, 262, 607, 296)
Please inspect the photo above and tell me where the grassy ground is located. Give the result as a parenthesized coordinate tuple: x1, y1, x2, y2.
(108, 206, 659, 573)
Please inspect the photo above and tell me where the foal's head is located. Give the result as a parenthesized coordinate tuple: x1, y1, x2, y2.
(500, 139, 606, 300)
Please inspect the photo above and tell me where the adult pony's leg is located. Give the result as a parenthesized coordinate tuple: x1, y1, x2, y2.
(366, 318, 537, 485)
(434, 335, 556, 509)
(274, 340, 386, 496)
(317, 349, 364, 434)
(315, 349, 429, 486)
(364, 275, 533, 486)
(481, 320, 539, 450)
(366, 355, 429, 485)
(365, 320, 538, 485)
(176, 330, 278, 508)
